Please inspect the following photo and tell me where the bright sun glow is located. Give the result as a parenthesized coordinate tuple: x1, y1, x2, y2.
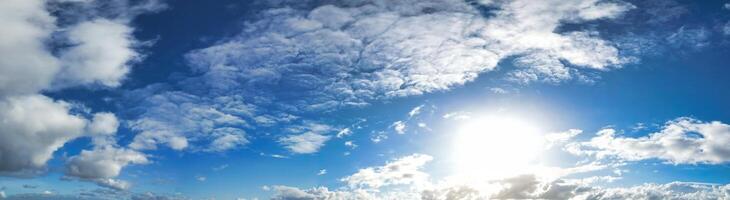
(452, 116, 545, 180)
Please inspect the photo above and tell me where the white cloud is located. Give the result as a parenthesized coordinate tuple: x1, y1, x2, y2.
(545, 129, 583, 148)
(337, 128, 353, 138)
(270, 185, 374, 200)
(442, 111, 472, 120)
(64, 146, 149, 190)
(188, 0, 631, 101)
(317, 169, 327, 176)
(196, 176, 207, 182)
(279, 132, 331, 154)
(371, 132, 388, 143)
(0, 95, 87, 175)
(55, 19, 138, 88)
(408, 105, 424, 118)
(579, 182, 730, 200)
(271, 154, 593, 200)
(207, 128, 249, 152)
(344, 141, 358, 149)
(568, 118, 730, 164)
(342, 154, 432, 189)
(0, 0, 59, 96)
(392, 121, 406, 134)
(128, 0, 635, 157)
(0, 0, 155, 180)
(128, 91, 248, 151)
(88, 112, 120, 136)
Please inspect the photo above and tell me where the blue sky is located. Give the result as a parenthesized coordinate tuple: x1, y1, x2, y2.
(2, 0, 730, 199)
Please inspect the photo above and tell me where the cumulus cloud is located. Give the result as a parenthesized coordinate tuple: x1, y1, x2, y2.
(0, 0, 60, 96)
(88, 112, 120, 136)
(64, 146, 149, 190)
(0, 0, 159, 190)
(55, 19, 138, 88)
(567, 118, 730, 164)
(342, 154, 432, 189)
(0, 95, 87, 175)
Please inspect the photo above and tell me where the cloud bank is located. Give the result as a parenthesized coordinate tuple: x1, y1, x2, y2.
(0, 0, 160, 190)
(129, 0, 634, 155)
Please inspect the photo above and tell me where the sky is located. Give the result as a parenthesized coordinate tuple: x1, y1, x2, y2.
(1, 0, 730, 199)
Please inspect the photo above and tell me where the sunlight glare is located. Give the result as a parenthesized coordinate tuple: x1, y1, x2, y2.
(452, 116, 545, 180)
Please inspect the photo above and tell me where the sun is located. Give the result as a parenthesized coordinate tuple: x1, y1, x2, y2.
(451, 115, 545, 180)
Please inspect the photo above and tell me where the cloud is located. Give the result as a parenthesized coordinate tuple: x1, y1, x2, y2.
(370, 132, 388, 143)
(408, 105, 424, 118)
(567, 118, 730, 164)
(128, 91, 248, 151)
(64, 146, 149, 190)
(580, 182, 730, 200)
(442, 111, 472, 120)
(54, 19, 138, 88)
(344, 141, 358, 149)
(336, 128, 353, 138)
(268, 154, 595, 200)
(666, 26, 710, 50)
(317, 169, 327, 176)
(545, 129, 583, 148)
(0, 0, 156, 181)
(277, 121, 334, 154)
(0, 95, 87, 175)
(342, 154, 432, 189)
(392, 121, 406, 134)
(207, 128, 249, 152)
(279, 132, 331, 154)
(89, 113, 119, 133)
(268, 153, 730, 200)
(270, 185, 373, 200)
(127, 0, 634, 155)
(212, 164, 229, 172)
(0, 0, 60, 96)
